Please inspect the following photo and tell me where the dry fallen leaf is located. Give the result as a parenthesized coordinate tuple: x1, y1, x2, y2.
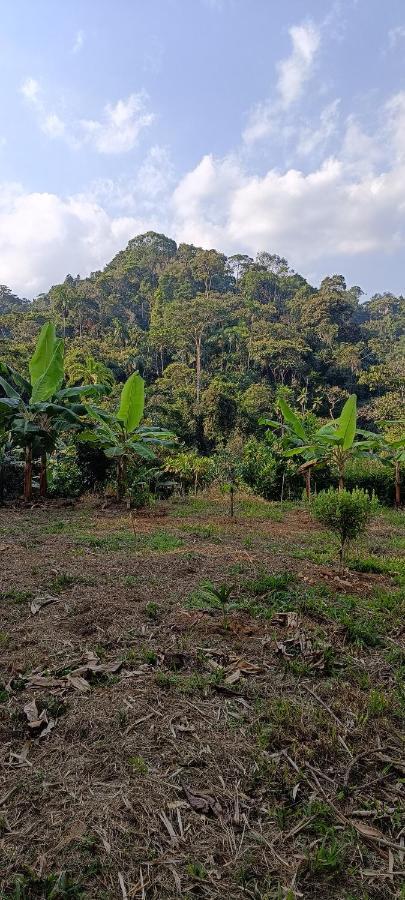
(30, 594, 59, 615)
(66, 674, 91, 692)
(26, 675, 64, 689)
(349, 819, 386, 841)
(182, 783, 222, 818)
(271, 611, 298, 628)
(23, 699, 48, 733)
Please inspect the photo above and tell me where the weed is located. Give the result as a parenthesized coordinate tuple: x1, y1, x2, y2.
(142, 531, 184, 551)
(366, 689, 389, 717)
(49, 573, 77, 593)
(0, 589, 33, 604)
(155, 671, 218, 694)
(186, 861, 207, 880)
(141, 647, 158, 665)
(6, 870, 83, 898)
(145, 601, 160, 621)
(129, 755, 148, 775)
(307, 830, 351, 878)
(123, 575, 139, 587)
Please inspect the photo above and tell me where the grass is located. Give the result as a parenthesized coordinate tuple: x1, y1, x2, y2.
(1, 495, 403, 899)
(74, 529, 183, 552)
(187, 571, 301, 620)
(0, 589, 33, 604)
(4, 870, 84, 898)
(348, 553, 404, 579)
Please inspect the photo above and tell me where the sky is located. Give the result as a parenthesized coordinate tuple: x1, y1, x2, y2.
(1, 0, 405, 298)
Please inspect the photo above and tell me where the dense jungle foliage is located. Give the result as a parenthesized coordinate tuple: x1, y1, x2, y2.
(0, 231, 403, 503)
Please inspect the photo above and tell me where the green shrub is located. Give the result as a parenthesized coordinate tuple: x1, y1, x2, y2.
(344, 456, 399, 506)
(313, 488, 379, 570)
(48, 446, 83, 497)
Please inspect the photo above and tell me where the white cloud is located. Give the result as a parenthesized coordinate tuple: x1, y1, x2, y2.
(0, 184, 149, 296)
(72, 29, 84, 54)
(5, 86, 405, 298)
(296, 99, 340, 156)
(388, 25, 405, 47)
(80, 93, 154, 154)
(20, 78, 154, 154)
(243, 20, 320, 145)
(277, 22, 320, 108)
(172, 94, 405, 268)
(20, 77, 41, 103)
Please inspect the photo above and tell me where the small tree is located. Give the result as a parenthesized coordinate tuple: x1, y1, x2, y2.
(80, 372, 174, 500)
(0, 323, 106, 500)
(215, 436, 244, 517)
(263, 394, 374, 495)
(313, 488, 379, 571)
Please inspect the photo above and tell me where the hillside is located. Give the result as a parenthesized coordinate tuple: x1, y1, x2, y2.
(0, 231, 403, 455)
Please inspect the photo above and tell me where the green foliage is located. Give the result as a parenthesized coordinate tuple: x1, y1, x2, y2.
(313, 488, 379, 568)
(1, 233, 404, 504)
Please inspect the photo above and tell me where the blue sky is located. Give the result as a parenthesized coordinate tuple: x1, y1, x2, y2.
(1, 0, 405, 297)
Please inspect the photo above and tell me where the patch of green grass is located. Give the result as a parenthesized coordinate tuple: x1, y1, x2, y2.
(0, 588, 33, 604)
(237, 499, 285, 521)
(348, 555, 404, 578)
(179, 522, 222, 541)
(141, 531, 183, 551)
(122, 575, 140, 587)
(155, 670, 223, 694)
(49, 573, 77, 593)
(74, 530, 136, 551)
(141, 647, 158, 665)
(307, 831, 350, 878)
(187, 571, 300, 621)
(186, 861, 207, 880)
(5, 870, 84, 898)
(366, 689, 390, 718)
(129, 754, 148, 775)
(379, 507, 405, 527)
(145, 601, 161, 621)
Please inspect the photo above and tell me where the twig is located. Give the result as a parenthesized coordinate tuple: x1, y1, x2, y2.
(118, 872, 128, 900)
(301, 682, 352, 761)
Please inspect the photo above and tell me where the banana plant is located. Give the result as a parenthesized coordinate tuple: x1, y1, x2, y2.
(0, 322, 107, 500)
(79, 372, 174, 500)
(356, 423, 405, 507)
(262, 394, 372, 494)
(261, 397, 318, 499)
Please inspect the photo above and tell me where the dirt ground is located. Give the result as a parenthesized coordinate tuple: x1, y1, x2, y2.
(0, 494, 404, 899)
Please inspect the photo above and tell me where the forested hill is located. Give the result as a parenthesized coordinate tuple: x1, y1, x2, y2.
(0, 231, 403, 448)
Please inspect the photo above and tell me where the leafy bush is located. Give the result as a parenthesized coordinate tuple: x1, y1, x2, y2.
(313, 488, 379, 570)
(48, 447, 83, 497)
(241, 437, 303, 500)
(344, 456, 400, 506)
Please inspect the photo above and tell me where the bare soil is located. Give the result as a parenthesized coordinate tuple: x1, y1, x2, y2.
(0, 496, 403, 899)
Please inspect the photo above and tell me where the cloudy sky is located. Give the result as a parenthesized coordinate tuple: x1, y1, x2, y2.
(1, 0, 405, 298)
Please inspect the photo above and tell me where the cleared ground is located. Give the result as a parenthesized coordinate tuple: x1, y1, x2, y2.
(0, 493, 404, 899)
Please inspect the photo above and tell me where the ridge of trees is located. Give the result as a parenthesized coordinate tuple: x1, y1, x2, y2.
(0, 231, 403, 451)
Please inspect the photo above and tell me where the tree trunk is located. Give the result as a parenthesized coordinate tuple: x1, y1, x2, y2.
(39, 453, 48, 498)
(229, 484, 235, 518)
(338, 466, 344, 491)
(116, 458, 126, 501)
(195, 335, 202, 403)
(304, 469, 311, 501)
(280, 472, 285, 504)
(24, 446, 33, 501)
(395, 461, 401, 508)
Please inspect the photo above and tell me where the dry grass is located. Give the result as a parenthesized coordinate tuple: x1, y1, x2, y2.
(0, 494, 403, 899)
